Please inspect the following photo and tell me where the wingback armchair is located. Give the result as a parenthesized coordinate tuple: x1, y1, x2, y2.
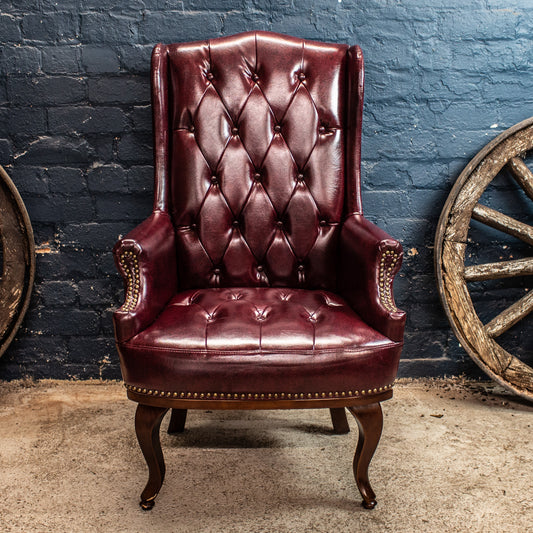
(113, 31, 405, 511)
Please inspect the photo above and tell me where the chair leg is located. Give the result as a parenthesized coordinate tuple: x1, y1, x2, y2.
(329, 407, 350, 434)
(347, 403, 383, 509)
(135, 404, 169, 510)
(168, 409, 187, 434)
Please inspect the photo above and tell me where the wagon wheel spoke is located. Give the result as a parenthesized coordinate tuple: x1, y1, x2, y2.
(507, 157, 533, 202)
(485, 290, 533, 338)
(471, 203, 533, 247)
(464, 257, 533, 281)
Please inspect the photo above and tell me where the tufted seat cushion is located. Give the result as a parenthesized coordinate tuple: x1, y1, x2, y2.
(116, 288, 402, 398)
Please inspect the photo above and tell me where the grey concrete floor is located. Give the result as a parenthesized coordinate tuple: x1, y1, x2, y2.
(0, 378, 532, 532)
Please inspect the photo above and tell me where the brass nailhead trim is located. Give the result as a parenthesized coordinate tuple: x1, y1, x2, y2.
(119, 251, 140, 312)
(124, 383, 394, 399)
(379, 250, 400, 312)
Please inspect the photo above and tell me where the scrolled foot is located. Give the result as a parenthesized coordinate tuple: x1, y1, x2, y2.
(362, 498, 377, 510)
(140, 498, 155, 511)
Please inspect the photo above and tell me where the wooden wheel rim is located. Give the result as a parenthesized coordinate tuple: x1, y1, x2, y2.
(435, 117, 533, 402)
(0, 165, 35, 358)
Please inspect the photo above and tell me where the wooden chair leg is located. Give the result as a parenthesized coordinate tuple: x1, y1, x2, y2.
(329, 407, 350, 434)
(347, 403, 383, 509)
(135, 404, 169, 510)
(168, 409, 187, 434)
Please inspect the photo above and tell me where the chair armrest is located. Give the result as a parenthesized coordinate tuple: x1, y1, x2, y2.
(113, 210, 177, 342)
(338, 214, 406, 342)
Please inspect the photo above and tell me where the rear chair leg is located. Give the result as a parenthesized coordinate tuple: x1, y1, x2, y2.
(168, 409, 187, 434)
(347, 403, 383, 509)
(135, 404, 169, 510)
(329, 407, 350, 434)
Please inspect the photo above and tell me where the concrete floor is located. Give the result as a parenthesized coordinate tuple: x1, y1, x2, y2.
(0, 378, 532, 533)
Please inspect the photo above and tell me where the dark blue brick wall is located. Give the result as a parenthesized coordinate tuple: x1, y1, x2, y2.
(0, 0, 531, 379)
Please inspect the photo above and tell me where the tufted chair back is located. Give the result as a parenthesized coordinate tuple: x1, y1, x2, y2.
(151, 31, 364, 290)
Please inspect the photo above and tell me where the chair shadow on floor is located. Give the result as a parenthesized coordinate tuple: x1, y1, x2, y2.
(162, 410, 354, 449)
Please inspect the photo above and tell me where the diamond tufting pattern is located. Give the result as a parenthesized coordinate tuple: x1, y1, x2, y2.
(168, 32, 348, 290)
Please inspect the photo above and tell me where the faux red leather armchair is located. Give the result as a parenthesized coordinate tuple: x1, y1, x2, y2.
(113, 31, 405, 511)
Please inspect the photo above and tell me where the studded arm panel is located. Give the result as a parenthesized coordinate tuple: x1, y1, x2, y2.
(337, 214, 406, 342)
(113, 211, 178, 342)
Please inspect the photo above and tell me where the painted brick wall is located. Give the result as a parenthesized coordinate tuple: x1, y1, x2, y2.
(0, 0, 531, 380)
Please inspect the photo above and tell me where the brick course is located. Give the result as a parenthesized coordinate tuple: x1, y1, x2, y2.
(0, 0, 531, 379)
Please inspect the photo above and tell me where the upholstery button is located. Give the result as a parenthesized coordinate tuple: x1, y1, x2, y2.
(206, 71, 214, 80)
(232, 220, 239, 228)
(211, 175, 218, 184)
(191, 223, 197, 230)
(297, 173, 304, 181)
(274, 124, 281, 133)
(232, 126, 239, 135)
(252, 73, 259, 82)
(276, 220, 283, 228)
(297, 264, 304, 271)
(319, 125, 326, 134)
(319, 219, 327, 226)
(257, 265, 263, 272)
(254, 172, 261, 182)
(298, 72, 306, 80)
(189, 125, 195, 133)
(213, 268, 220, 275)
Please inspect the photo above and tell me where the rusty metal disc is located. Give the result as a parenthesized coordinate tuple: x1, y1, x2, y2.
(435, 117, 533, 401)
(0, 165, 35, 358)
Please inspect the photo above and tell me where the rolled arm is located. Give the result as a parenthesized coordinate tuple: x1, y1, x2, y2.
(113, 210, 177, 342)
(338, 214, 406, 342)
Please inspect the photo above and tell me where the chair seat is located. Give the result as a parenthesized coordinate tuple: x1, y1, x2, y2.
(117, 288, 402, 398)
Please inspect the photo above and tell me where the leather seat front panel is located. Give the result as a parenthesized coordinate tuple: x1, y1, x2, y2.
(117, 288, 402, 395)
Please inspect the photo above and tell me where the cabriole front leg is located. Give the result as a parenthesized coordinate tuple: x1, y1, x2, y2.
(135, 404, 169, 510)
(347, 403, 383, 509)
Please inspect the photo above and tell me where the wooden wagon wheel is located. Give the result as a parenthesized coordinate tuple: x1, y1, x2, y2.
(0, 165, 35, 358)
(435, 117, 533, 401)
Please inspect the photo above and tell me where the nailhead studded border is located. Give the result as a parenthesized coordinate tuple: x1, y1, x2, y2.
(125, 383, 394, 400)
(379, 250, 400, 313)
(119, 251, 140, 312)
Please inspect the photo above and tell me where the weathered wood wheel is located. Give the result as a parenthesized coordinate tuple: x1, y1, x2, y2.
(435, 117, 533, 402)
(0, 165, 35, 358)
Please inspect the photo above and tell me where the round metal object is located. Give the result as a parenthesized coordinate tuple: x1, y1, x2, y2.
(435, 117, 533, 401)
(0, 165, 35, 358)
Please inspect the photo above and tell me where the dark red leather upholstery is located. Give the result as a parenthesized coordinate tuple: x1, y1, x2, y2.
(113, 31, 405, 400)
(168, 32, 347, 290)
(117, 288, 400, 396)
